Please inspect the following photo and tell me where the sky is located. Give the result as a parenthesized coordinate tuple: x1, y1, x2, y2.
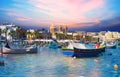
(0, 0, 120, 31)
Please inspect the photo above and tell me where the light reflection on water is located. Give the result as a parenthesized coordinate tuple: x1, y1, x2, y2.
(0, 47, 120, 77)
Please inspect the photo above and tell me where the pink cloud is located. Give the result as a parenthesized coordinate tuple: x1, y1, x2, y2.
(68, 22, 97, 28)
(16, 17, 31, 21)
(28, 0, 104, 24)
(6, 10, 32, 22)
(93, 19, 101, 24)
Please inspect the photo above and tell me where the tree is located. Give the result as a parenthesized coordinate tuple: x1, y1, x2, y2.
(2, 28, 8, 41)
(9, 30, 16, 40)
(56, 33, 67, 40)
(66, 35, 73, 40)
(0, 29, 2, 36)
(16, 27, 26, 40)
(35, 31, 41, 39)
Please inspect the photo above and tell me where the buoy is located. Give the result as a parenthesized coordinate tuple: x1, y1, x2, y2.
(94, 59, 98, 62)
(73, 56, 76, 59)
(114, 64, 119, 71)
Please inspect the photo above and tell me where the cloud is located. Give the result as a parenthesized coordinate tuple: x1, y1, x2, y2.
(16, 17, 32, 21)
(68, 22, 97, 28)
(1, 0, 106, 28)
(27, 0, 104, 23)
(5, 9, 32, 22)
(94, 19, 101, 24)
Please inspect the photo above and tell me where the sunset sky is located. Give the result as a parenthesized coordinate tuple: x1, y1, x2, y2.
(0, 0, 120, 31)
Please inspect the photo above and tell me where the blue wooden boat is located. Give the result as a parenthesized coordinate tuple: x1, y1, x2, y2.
(49, 42, 61, 49)
(73, 47, 105, 58)
(62, 50, 74, 56)
(62, 42, 74, 51)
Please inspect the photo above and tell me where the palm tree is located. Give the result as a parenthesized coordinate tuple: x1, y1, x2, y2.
(2, 28, 8, 41)
(66, 34, 73, 40)
(35, 31, 41, 39)
(9, 30, 16, 40)
(0, 29, 1, 35)
(56, 33, 67, 40)
(16, 27, 26, 40)
(0, 29, 2, 38)
(31, 32, 35, 39)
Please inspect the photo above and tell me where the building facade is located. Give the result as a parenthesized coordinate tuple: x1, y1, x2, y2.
(105, 31, 119, 41)
(0, 23, 18, 40)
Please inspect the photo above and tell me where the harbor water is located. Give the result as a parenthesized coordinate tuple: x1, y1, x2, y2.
(0, 47, 120, 77)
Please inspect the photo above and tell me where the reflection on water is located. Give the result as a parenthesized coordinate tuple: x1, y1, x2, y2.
(0, 47, 120, 77)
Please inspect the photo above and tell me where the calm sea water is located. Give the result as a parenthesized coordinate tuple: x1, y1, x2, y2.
(0, 46, 120, 77)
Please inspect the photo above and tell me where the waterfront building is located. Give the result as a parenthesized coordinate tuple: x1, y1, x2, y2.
(73, 31, 85, 41)
(112, 32, 119, 40)
(49, 24, 56, 39)
(105, 31, 119, 41)
(0, 23, 18, 40)
(87, 32, 97, 36)
(98, 31, 106, 41)
(58, 24, 68, 34)
(73, 32, 80, 40)
(66, 32, 73, 40)
(26, 29, 36, 40)
(99, 31, 106, 35)
(49, 24, 69, 39)
(50, 24, 56, 33)
(91, 35, 99, 43)
(86, 32, 99, 42)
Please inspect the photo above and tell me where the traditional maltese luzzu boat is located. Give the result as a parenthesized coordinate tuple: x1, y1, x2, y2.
(72, 43, 105, 58)
(2, 41, 37, 54)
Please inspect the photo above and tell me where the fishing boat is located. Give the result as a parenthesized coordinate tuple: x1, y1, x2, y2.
(62, 42, 74, 51)
(100, 41, 116, 49)
(49, 42, 61, 49)
(2, 41, 37, 54)
(106, 42, 116, 49)
(62, 43, 86, 57)
(73, 43, 105, 57)
(106, 44, 116, 49)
